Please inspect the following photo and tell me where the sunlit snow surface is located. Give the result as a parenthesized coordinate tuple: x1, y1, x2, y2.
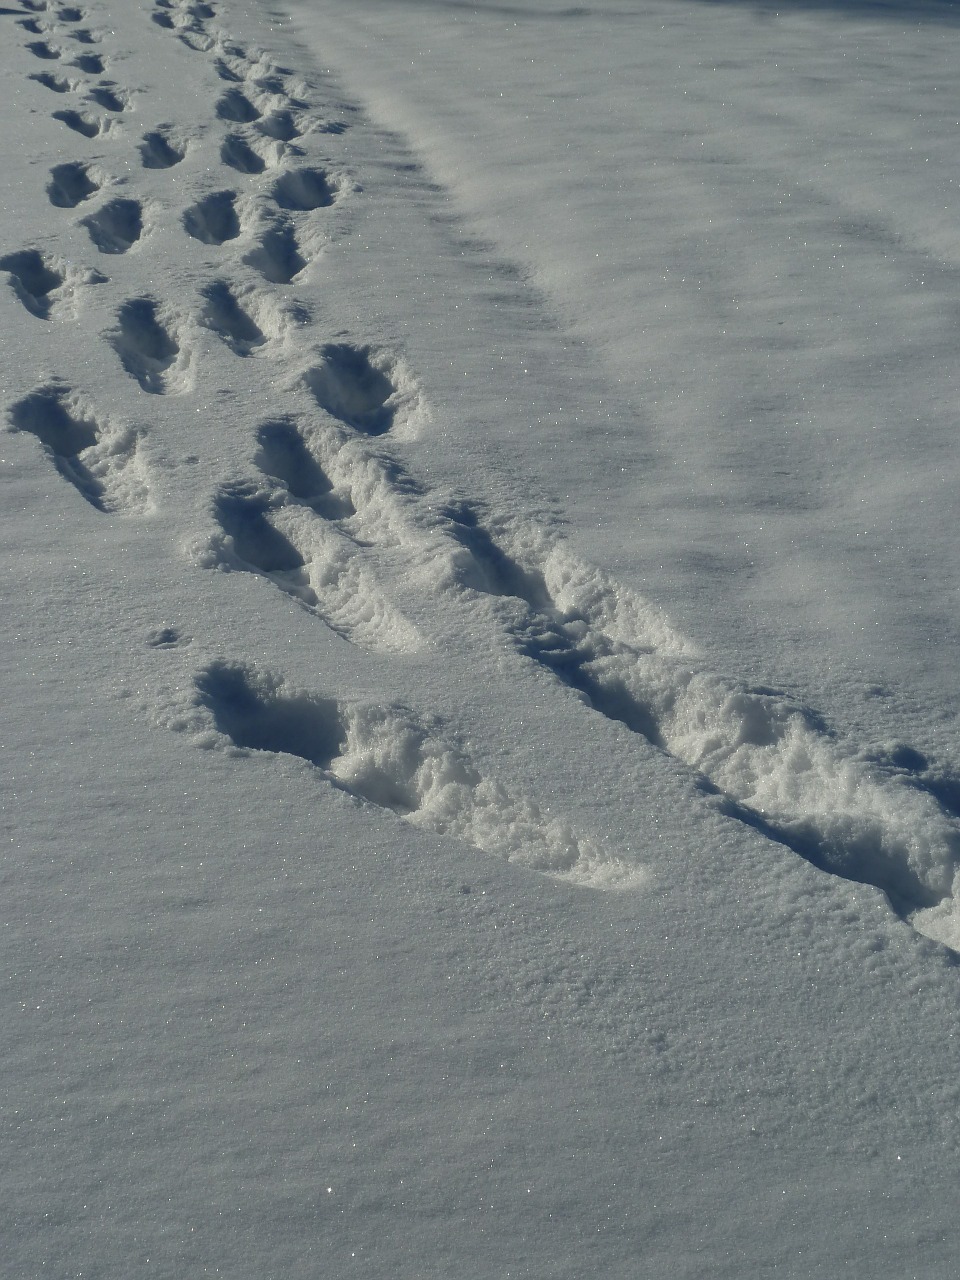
(3, 0, 960, 1275)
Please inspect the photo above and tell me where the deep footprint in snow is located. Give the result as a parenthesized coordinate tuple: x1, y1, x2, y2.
(139, 129, 186, 169)
(1, 249, 65, 319)
(254, 419, 354, 519)
(243, 220, 305, 284)
(71, 52, 104, 73)
(26, 40, 61, 60)
(82, 198, 144, 254)
(441, 504, 663, 746)
(257, 110, 300, 143)
(47, 160, 100, 207)
(52, 108, 105, 138)
(220, 133, 266, 175)
(210, 483, 317, 606)
(188, 661, 601, 879)
(205, 476, 416, 652)
(216, 88, 260, 124)
(182, 190, 240, 245)
(30, 71, 71, 92)
(110, 297, 182, 394)
(199, 281, 265, 356)
(303, 344, 406, 436)
(88, 83, 128, 113)
(7, 384, 149, 513)
(213, 57, 243, 82)
(271, 168, 338, 211)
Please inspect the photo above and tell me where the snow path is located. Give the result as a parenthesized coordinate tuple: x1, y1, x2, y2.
(4, 1, 960, 1275)
(7, 0, 960, 933)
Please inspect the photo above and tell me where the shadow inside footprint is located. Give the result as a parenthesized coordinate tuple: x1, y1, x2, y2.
(88, 84, 126, 112)
(47, 160, 99, 207)
(52, 108, 102, 137)
(216, 88, 260, 123)
(272, 168, 337, 211)
(442, 504, 552, 607)
(215, 484, 307, 576)
(82, 198, 143, 253)
(1, 250, 64, 319)
(183, 191, 240, 245)
(8, 386, 105, 509)
(71, 52, 103, 74)
(140, 130, 185, 169)
(243, 220, 305, 284)
(255, 420, 355, 518)
(30, 71, 71, 92)
(304, 344, 397, 435)
(111, 298, 179, 393)
(220, 133, 265, 174)
(27, 41, 61, 60)
(199, 281, 265, 356)
(196, 661, 345, 768)
(257, 110, 300, 142)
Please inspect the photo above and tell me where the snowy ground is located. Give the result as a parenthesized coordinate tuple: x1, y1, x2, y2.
(4, 0, 960, 1275)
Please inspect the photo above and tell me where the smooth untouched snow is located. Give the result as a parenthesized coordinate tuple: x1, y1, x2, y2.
(3, 1, 960, 1276)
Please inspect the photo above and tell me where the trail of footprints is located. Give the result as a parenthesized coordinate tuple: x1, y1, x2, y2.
(8, 2, 960, 929)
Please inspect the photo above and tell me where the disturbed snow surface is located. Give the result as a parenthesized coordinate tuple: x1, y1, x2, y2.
(4, 0, 960, 1276)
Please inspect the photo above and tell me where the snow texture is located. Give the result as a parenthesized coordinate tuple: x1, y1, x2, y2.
(4, 0, 960, 1276)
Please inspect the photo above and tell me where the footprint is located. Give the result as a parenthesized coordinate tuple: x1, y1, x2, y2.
(271, 168, 338, 212)
(67, 28, 98, 45)
(110, 298, 183, 394)
(29, 70, 72, 92)
(210, 482, 317, 604)
(187, 661, 604, 881)
(18, 18, 46, 34)
(216, 88, 260, 123)
(1, 249, 65, 320)
(204, 470, 416, 652)
(151, 11, 175, 28)
(182, 190, 240, 245)
(26, 40, 61, 60)
(82, 198, 144, 254)
(47, 160, 100, 208)
(57, 6, 85, 20)
(199, 281, 265, 356)
(213, 57, 243, 83)
(243, 220, 305, 284)
(303, 344, 422, 437)
(88, 83, 128, 113)
(139, 129, 185, 169)
(52, 108, 106, 138)
(8, 384, 150, 513)
(146, 625, 185, 650)
(254, 419, 354, 519)
(71, 52, 104, 74)
(220, 133, 266, 175)
(257, 110, 300, 143)
(179, 31, 216, 52)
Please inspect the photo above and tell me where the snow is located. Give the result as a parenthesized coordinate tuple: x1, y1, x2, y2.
(4, 0, 960, 1275)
